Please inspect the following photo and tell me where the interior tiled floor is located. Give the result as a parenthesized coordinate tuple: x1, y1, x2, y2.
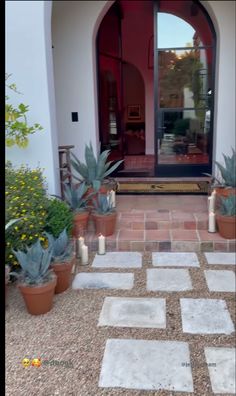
(124, 154, 209, 169)
(84, 195, 236, 252)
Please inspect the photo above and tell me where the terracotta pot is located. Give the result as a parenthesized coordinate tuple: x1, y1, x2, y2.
(51, 258, 74, 294)
(92, 212, 117, 236)
(72, 211, 89, 237)
(85, 185, 108, 211)
(216, 214, 236, 239)
(215, 187, 236, 209)
(18, 275, 57, 315)
(215, 187, 236, 197)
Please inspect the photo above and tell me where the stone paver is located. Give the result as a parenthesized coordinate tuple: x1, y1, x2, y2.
(180, 298, 235, 334)
(152, 252, 199, 267)
(204, 270, 236, 292)
(204, 252, 236, 266)
(99, 339, 193, 392)
(72, 273, 134, 290)
(205, 347, 236, 394)
(92, 252, 142, 268)
(98, 297, 166, 328)
(147, 268, 192, 291)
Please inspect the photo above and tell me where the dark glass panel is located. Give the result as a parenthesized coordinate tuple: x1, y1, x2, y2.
(158, 48, 212, 108)
(157, 109, 210, 164)
(158, 1, 213, 47)
(98, 5, 120, 58)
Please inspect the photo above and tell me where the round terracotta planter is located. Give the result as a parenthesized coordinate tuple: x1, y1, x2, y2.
(92, 212, 117, 236)
(18, 275, 57, 315)
(216, 214, 236, 239)
(85, 186, 108, 211)
(51, 258, 74, 294)
(215, 187, 236, 209)
(72, 211, 89, 237)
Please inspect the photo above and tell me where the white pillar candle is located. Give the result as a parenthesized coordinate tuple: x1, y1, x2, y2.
(208, 211, 216, 233)
(110, 189, 116, 208)
(98, 234, 106, 255)
(81, 244, 88, 265)
(208, 190, 216, 213)
(78, 236, 84, 258)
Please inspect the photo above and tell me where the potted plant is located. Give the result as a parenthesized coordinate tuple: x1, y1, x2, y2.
(92, 193, 117, 236)
(205, 148, 236, 199)
(63, 181, 92, 237)
(216, 194, 236, 239)
(12, 240, 56, 315)
(45, 228, 74, 294)
(70, 141, 122, 194)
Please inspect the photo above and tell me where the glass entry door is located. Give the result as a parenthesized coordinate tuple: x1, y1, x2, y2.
(154, 0, 215, 177)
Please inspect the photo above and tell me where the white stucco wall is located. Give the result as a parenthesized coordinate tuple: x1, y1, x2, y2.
(6, 1, 60, 195)
(202, 1, 236, 166)
(52, 0, 109, 161)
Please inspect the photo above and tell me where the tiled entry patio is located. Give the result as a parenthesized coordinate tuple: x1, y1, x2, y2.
(84, 195, 236, 252)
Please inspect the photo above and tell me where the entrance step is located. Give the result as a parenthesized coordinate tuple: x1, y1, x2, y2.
(84, 211, 235, 253)
(82, 196, 236, 253)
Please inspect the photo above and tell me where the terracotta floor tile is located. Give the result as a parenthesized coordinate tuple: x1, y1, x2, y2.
(198, 230, 228, 241)
(145, 229, 170, 241)
(118, 229, 144, 241)
(171, 212, 195, 221)
(132, 222, 145, 230)
(171, 230, 199, 241)
(146, 212, 170, 220)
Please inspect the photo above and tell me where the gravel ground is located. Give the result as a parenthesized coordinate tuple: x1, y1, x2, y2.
(5, 252, 235, 396)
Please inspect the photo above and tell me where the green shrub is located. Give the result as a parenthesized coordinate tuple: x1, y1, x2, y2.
(5, 161, 48, 268)
(44, 197, 73, 238)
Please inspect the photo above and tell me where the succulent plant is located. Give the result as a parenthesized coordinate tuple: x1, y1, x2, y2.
(44, 228, 73, 262)
(93, 193, 115, 215)
(12, 240, 53, 285)
(70, 142, 123, 191)
(219, 195, 236, 216)
(215, 148, 236, 187)
(63, 182, 90, 212)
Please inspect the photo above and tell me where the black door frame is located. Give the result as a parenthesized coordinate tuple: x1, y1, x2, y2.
(154, 0, 216, 177)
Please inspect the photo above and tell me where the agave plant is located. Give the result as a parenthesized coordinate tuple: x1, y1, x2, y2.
(12, 240, 53, 285)
(63, 182, 90, 212)
(44, 228, 73, 262)
(70, 142, 123, 191)
(219, 195, 236, 216)
(203, 148, 236, 187)
(93, 193, 115, 215)
(215, 148, 236, 187)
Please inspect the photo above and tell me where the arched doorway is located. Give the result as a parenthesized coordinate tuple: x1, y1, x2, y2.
(97, 0, 216, 178)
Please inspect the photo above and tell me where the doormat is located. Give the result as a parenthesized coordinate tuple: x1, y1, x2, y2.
(116, 181, 209, 194)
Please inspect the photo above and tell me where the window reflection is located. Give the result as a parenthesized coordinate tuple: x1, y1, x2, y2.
(158, 109, 209, 164)
(158, 48, 212, 108)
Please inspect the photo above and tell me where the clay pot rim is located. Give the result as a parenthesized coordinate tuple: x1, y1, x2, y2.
(73, 210, 89, 215)
(18, 273, 57, 289)
(51, 259, 74, 271)
(92, 211, 117, 217)
(216, 214, 236, 221)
